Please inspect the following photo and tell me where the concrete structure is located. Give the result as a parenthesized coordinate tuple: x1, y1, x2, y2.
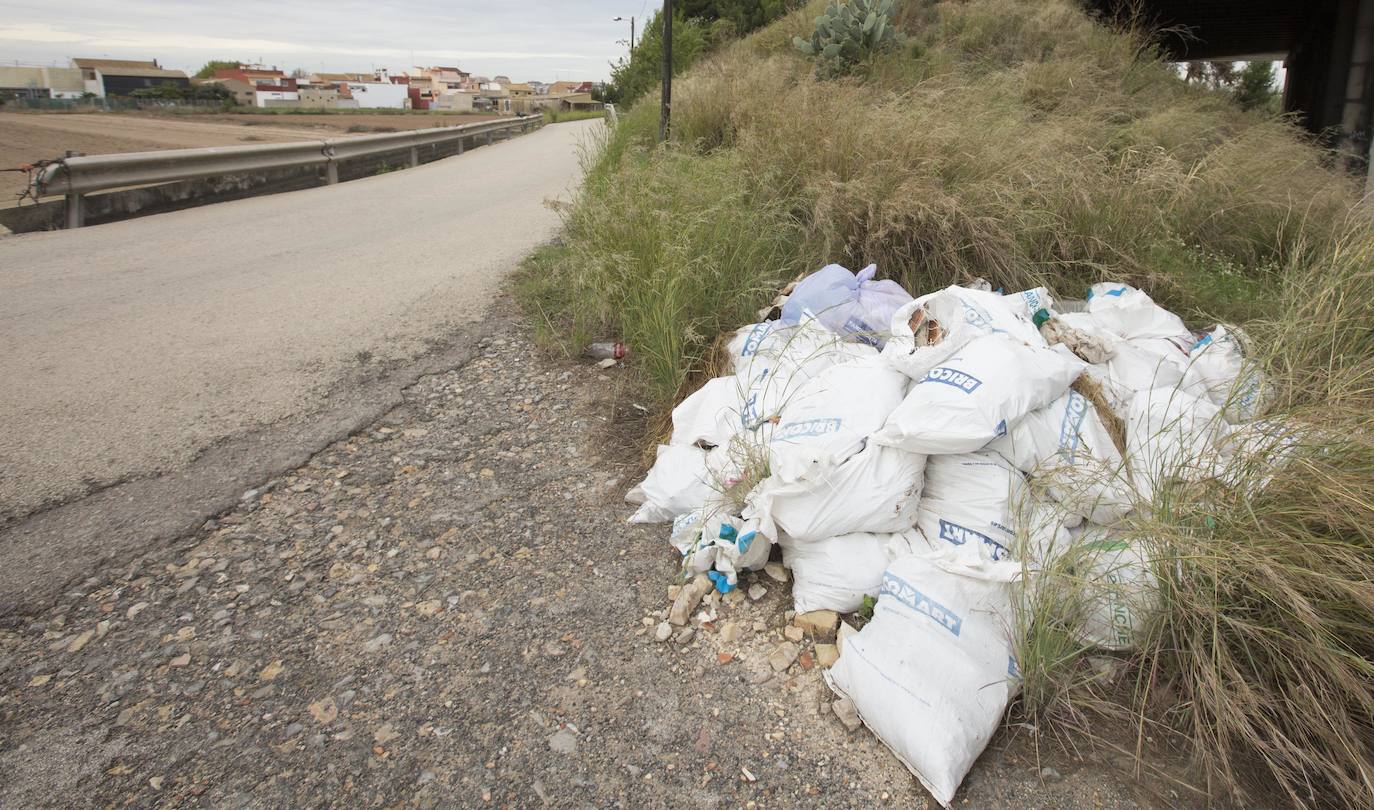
(1090, 0, 1374, 171)
(298, 86, 346, 108)
(432, 90, 478, 112)
(0, 66, 86, 99)
(71, 58, 189, 98)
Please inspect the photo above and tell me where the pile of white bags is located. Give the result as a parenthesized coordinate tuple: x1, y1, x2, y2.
(623, 269, 1265, 806)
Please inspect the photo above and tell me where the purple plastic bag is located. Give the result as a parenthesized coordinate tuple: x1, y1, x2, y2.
(780, 264, 913, 348)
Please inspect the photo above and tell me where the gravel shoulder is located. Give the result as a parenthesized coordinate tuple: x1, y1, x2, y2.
(0, 296, 1169, 808)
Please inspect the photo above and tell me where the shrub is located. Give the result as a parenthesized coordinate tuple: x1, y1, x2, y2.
(792, 0, 906, 77)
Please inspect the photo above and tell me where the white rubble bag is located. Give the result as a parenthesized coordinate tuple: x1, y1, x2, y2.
(827, 552, 1021, 807)
(987, 389, 1134, 525)
(779, 263, 914, 348)
(1179, 325, 1269, 423)
(669, 376, 743, 448)
(1001, 286, 1053, 321)
(748, 442, 925, 543)
(769, 355, 910, 482)
(915, 452, 1028, 564)
(1066, 526, 1158, 651)
(783, 529, 927, 613)
(1085, 282, 1191, 341)
(881, 286, 1045, 382)
(1126, 387, 1231, 502)
(873, 335, 1085, 455)
(731, 319, 878, 435)
(1054, 312, 1189, 408)
(625, 444, 716, 524)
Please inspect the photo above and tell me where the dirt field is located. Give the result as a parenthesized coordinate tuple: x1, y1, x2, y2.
(0, 111, 509, 205)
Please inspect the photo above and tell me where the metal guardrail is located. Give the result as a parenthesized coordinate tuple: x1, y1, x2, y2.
(32, 116, 542, 228)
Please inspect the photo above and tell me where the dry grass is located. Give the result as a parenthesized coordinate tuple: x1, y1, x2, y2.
(518, 1, 1374, 804)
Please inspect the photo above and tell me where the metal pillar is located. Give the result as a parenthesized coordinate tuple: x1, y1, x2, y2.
(325, 162, 339, 185)
(457, 138, 465, 155)
(409, 146, 419, 167)
(486, 130, 493, 146)
(65, 193, 84, 229)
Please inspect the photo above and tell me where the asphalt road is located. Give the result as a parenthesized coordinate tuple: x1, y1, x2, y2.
(0, 118, 599, 611)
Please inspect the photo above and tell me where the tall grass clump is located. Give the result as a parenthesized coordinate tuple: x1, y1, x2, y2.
(519, 1, 1374, 803)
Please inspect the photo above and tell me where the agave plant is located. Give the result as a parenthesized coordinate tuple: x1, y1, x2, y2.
(792, 0, 905, 76)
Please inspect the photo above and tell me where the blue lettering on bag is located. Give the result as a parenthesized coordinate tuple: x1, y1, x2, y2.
(881, 572, 963, 636)
(740, 323, 772, 357)
(1057, 390, 1088, 462)
(920, 366, 983, 393)
(774, 418, 843, 441)
(938, 519, 1010, 561)
(841, 315, 880, 347)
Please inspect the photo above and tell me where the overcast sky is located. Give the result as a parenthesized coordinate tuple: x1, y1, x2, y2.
(0, 0, 642, 81)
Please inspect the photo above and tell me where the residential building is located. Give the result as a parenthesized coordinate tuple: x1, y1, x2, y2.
(505, 82, 534, 97)
(547, 80, 594, 96)
(307, 71, 409, 108)
(477, 82, 511, 113)
(197, 77, 256, 106)
(213, 65, 299, 106)
(336, 79, 409, 109)
(71, 58, 189, 98)
(0, 66, 85, 99)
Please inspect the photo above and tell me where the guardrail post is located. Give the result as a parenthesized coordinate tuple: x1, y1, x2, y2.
(409, 146, 419, 168)
(325, 162, 339, 185)
(65, 193, 84, 229)
(486, 130, 493, 146)
(457, 137, 464, 155)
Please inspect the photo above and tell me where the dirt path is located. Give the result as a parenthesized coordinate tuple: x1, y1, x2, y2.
(0, 297, 1157, 808)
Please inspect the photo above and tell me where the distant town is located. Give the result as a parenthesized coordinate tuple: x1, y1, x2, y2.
(0, 59, 605, 114)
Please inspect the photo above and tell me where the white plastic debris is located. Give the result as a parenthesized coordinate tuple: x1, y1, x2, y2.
(827, 552, 1020, 807)
(783, 530, 924, 614)
(873, 334, 1084, 455)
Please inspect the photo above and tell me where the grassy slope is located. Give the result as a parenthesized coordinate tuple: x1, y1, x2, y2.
(520, 0, 1374, 805)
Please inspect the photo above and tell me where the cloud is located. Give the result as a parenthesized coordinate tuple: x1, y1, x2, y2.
(0, 2, 617, 80)
(0, 23, 592, 61)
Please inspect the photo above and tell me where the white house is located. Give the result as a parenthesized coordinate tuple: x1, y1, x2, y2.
(338, 80, 408, 109)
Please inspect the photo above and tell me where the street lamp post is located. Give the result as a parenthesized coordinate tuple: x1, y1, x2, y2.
(612, 16, 635, 49)
(659, 1, 672, 143)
